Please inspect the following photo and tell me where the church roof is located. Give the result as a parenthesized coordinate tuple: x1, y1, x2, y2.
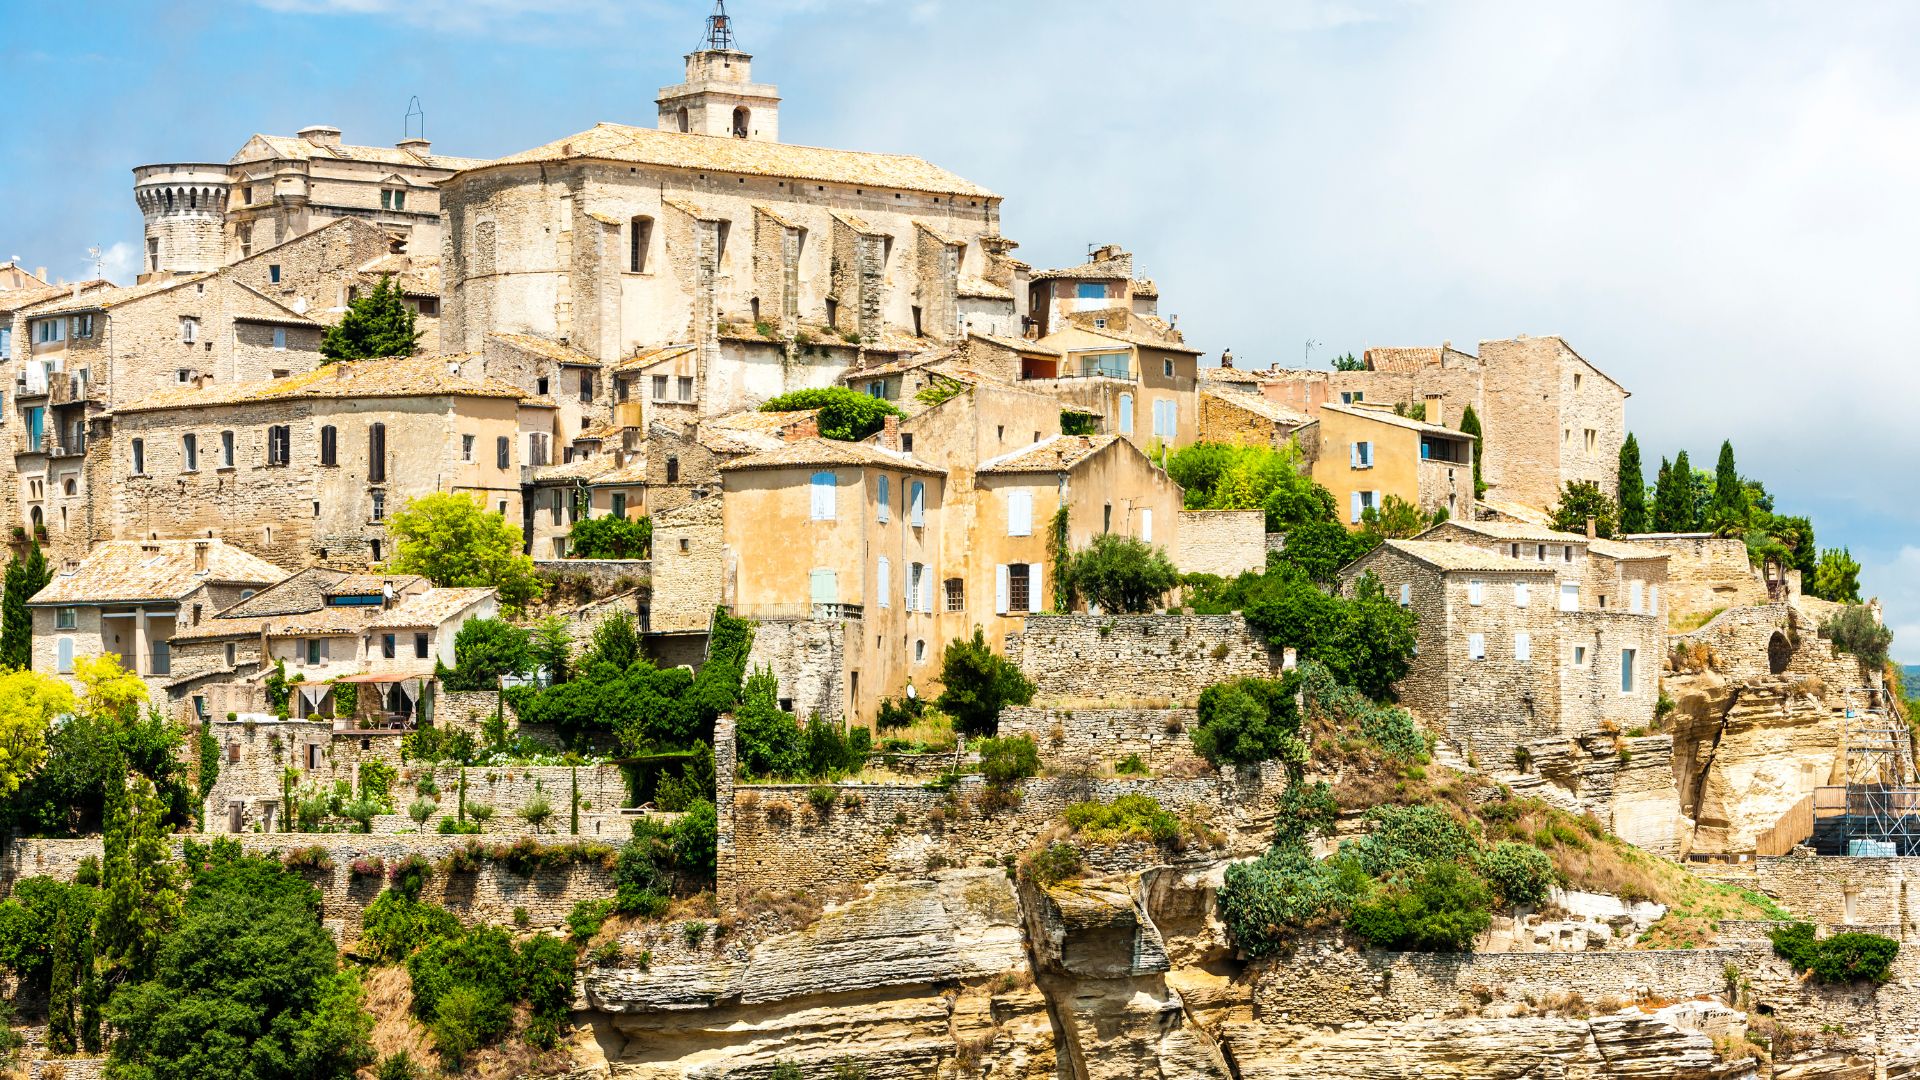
(468, 122, 998, 199)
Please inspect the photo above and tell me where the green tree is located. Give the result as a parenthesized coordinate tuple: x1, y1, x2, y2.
(583, 610, 641, 670)
(1358, 494, 1430, 541)
(1164, 442, 1334, 532)
(95, 773, 182, 988)
(1822, 604, 1892, 668)
(1652, 452, 1701, 532)
(1810, 548, 1863, 604)
(733, 669, 803, 778)
(1710, 439, 1749, 531)
(934, 629, 1036, 738)
(0, 669, 72, 798)
(1617, 433, 1648, 534)
(1268, 519, 1378, 583)
(758, 387, 903, 441)
(320, 274, 419, 361)
(1547, 480, 1618, 538)
(567, 514, 652, 558)
(1064, 533, 1179, 614)
(530, 616, 573, 685)
(0, 544, 49, 670)
(1191, 674, 1305, 768)
(387, 492, 543, 612)
(441, 618, 532, 690)
(1457, 406, 1486, 499)
(1345, 859, 1492, 951)
(1244, 568, 1415, 701)
(1330, 352, 1365, 371)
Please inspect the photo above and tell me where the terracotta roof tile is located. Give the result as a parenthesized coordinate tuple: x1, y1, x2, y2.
(369, 588, 494, 629)
(1202, 388, 1313, 426)
(30, 541, 287, 606)
(241, 134, 487, 171)
(977, 433, 1117, 474)
(1370, 539, 1559, 575)
(1321, 403, 1473, 439)
(489, 333, 601, 368)
(116, 355, 531, 414)
(720, 436, 942, 475)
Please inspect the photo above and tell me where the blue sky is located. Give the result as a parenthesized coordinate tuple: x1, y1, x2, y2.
(2, 0, 1916, 658)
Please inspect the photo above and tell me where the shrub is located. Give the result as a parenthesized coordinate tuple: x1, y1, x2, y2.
(1341, 804, 1476, 879)
(976, 735, 1040, 784)
(360, 891, 460, 962)
(388, 854, 432, 899)
(1345, 859, 1492, 951)
(1476, 841, 1556, 908)
(1273, 780, 1338, 846)
(518, 792, 555, 834)
(1218, 842, 1368, 957)
(349, 857, 386, 878)
(1191, 674, 1305, 768)
(377, 1051, 422, 1080)
(1064, 533, 1180, 614)
(567, 898, 612, 943)
(1064, 794, 1182, 844)
(1114, 753, 1149, 776)
(934, 629, 1035, 738)
(1822, 606, 1894, 670)
(282, 845, 333, 873)
(440, 617, 532, 690)
(437, 818, 481, 835)
(568, 514, 652, 559)
(1025, 842, 1084, 887)
(407, 799, 437, 833)
(670, 800, 718, 883)
(759, 387, 902, 441)
(1770, 922, 1899, 983)
(875, 695, 926, 731)
(807, 786, 837, 813)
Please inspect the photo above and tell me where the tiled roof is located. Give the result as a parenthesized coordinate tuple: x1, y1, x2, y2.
(1473, 499, 1555, 526)
(957, 277, 1012, 300)
(1417, 519, 1666, 561)
(116, 355, 531, 414)
(593, 457, 649, 485)
(612, 344, 697, 374)
(1030, 258, 1132, 282)
(1202, 388, 1312, 426)
(30, 541, 287, 606)
(27, 277, 206, 317)
(489, 332, 601, 368)
(355, 253, 440, 298)
(1369, 540, 1557, 575)
(0, 282, 104, 315)
(1321, 403, 1473, 439)
(1363, 345, 1480, 374)
(1131, 278, 1159, 298)
(369, 587, 494, 629)
(1196, 366, 1270, 384)
(978, 433, 1117, 474)
(967, 332, 1062, 357)
(532, 455, 621, 483)
(720, 436, 943, 475)
(575, 419, 620, 441)
(473, 122, 997, 199)
(215, 567, 352, 618)
(323, 574, 427, 597)
(241, 134, 487, 171)
(1069, 326, 1204, 355)
(715, 409, 818, 435)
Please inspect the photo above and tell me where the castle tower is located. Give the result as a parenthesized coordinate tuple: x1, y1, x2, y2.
(132, 163, 232, 282)
(656, 1, 781, 142)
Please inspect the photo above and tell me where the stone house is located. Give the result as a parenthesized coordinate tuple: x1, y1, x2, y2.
(719, 435, 949, 724)
(647, 495, 724, 638)
(107, 355, 549, 568)
(27, 538, 286, 697)
(1310, 403, 1474, 526)
(478, 333, 607, 451)
(1024, 244, 1162, 339)
(1197, 386, 1313, 449)
(221, 217, 445, 354)
(1020, 325, 1202, 452)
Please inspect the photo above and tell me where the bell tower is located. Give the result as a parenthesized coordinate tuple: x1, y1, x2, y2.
(656, 1, 782, 142)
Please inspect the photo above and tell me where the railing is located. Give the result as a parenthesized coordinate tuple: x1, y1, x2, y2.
(1756, 793, 1815, 856)
(731, 603, 865, 621)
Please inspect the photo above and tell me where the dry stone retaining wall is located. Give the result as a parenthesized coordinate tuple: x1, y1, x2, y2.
(996, 706, 1201, 772)
(1005, 614, 1282, 706)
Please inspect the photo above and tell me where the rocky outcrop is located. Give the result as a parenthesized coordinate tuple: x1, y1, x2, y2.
(1672, 675, 1844, 857)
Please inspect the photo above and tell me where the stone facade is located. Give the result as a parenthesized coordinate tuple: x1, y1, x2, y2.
(1171, 509, 1265, 578)
(647, 495, 723, 633)
(1004, 614, 1285, 707)
(742, 616, 847, 720)
(996, 705, 1203, 773)
(1618, 533, 1771, 624)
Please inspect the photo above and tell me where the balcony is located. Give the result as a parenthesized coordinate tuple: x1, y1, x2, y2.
(48, 438, 86, 459)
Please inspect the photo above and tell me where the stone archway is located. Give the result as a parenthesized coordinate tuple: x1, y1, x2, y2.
(1767, 631, 1791, 675)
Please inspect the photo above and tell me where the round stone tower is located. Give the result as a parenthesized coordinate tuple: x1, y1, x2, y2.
(132, 163, 232, 280)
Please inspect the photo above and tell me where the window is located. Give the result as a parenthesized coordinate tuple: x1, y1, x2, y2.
(652, 375, 668, 400)
(676, 106, 689, 132)
(371, 489, 385, 521)
(1151, 398, 1177, 440)
(1629, 579, 1644, 614)
(578, 370, 593, 403)
(34, 319, 63, 344)
(1467, 579, 1484, 606)
(267, 425, 290, 465)
(528, 433, 549, 466)
(677, 375, 694, 402)
(415, 633, 429, 659)
(367, 423, 386, 482)
(1140, 507, 1153, 542)
(945, 577, 965, 611)
(1649, 585, 1660, 615)
(73, 314, 93, 339)
(629, 216, 653, 273)
(1398, 583, 1411, 606)
(909, 562, 929, 612)
(1559, 583, 1579, 612)
(1348, 489, 1377, 523)
(1574, 644, 1588, 667)
(1006, 563, 1031, 613)
(1620, 649, 1637, 693)
(715, 220, 731, 264)
(1351, 441, 1373, 469)
(1564, 546, 1574, 563)
(537, 376, 549, 395)
(218, 430, 235, 467)
(25, 408, 42, 452)
(225, 642, 236, 666)
(1515, 632, 1532, 662)
(0, 326, 10, 359)
(269, 264, 281, 283)
(1118, 393, 1134, 435)
(497, 435, 510, 469)
(731, 105, 750, 138)
(176, 368, 192, 384)
(610, 493, 626, 518)
(318, 425, 337, 466)
(915, 639, 927, 663)
(1006, 489, 1032, 536)
(272, 328, 286, 350)
(1585, 429, 1597, 456)
(810, 471, 836, 520)
(180, 317, 198, 344)
(1468, 633, 1486, 661)
(1340, 390, 1363, 404)
(909, 480, 926, 526)
(131, 438, 145, 475)
(181, 433, 198, 472)
(550, 490, 563, 526)
(1536, 544, 1547, 561)
(1075, 282, 1104, 300)
(1163, 358, 1174, 377)
(876, 476, 891, 522)
(462, 434, 475, 462)
(876, 557, 890, 607)
(665, 457, 679, 483)
(809, 568, 837, 605)
(56, 637, 74, 674)
(1514, 582, 1530, 607)
(305, 638, 325, 665)
(55, 607, 76, 629)
(382, 634, 397, 659)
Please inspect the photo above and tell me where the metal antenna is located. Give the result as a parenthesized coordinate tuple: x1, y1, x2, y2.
(1304, 338, 1320, 365)
(702, 0, 736, 50)
(88, 246, 103, 279)
(404, 96, 425, 141)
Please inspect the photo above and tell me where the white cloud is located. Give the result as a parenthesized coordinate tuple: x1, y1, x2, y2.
(93, 242, 136, 284)
(248, 0, 646, 33)
(1862, 546, 1920, 664)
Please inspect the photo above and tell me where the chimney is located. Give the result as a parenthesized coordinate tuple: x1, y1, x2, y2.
(192, 540, 209, 572)
(784, 415, 819, 441)
(880, 414, 902, 451)
(34, 268, 46, 283)
(1585, 516, 1597, 540)
(397, 136, 431, 155)
(1219, 348, 1234, 369)
(298, 124, 343, 148)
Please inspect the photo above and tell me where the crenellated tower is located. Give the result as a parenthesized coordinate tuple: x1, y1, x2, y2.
(131, 163, 232, 281)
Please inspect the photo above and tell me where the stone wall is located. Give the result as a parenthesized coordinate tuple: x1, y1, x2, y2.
(744, 617, 846, 719)
(1171, 509, 1265, 578)
(1740, 855, 1920, 930)
(533, 558, 650, 599)
(647, 496, 723, 633)
(1620, 534, 1766, 621)
(435, 688, 502, 733)
(996, 706, 1202, 773)
(1004, 614, 1283, 707)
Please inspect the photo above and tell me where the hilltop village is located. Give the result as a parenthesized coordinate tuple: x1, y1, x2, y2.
(0, 7, 1909, 1080)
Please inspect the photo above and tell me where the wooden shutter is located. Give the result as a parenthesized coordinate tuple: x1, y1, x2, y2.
(995, 565, 1009, 614)
(1028, 563, 1044, 613)
(368, 423, 386, 482)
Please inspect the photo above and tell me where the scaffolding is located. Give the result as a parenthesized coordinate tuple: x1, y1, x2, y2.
(1812, 685, 1920, 855)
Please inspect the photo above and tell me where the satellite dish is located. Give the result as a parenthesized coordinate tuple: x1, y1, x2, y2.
(905, 684, 918, 700)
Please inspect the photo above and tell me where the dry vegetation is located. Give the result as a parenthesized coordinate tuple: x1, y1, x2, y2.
(362, 965, 572, 1080)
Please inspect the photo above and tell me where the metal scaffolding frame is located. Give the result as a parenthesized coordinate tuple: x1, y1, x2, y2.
(1828, 685, 1920, 855)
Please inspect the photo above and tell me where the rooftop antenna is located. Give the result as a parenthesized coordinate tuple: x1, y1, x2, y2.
(702, 0, 736, 50)
(88, 246, 104, 279)
(1304, 338, 1320, 365)
(404, 96, 425, 141)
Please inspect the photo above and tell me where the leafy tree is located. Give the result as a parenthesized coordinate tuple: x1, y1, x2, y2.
(1547, 480, 1618, 538)
(1358, 494, 1430, 541)
(1064, 533, 1179, 614)
(1345, 858, 1492, 951)
(6, 657, 192, 837)
(759, 387, 903, 441)
(733, 669, 803, 778)
(95, 773, 183, 988)
(441, 618, 532, 690)
(387, 493, 543, 612)
(1060, 410, 1098, 436)
(529, 615, 573, 685)
(1457, 406, 1485, 498)
(1476, 842, 1555, 908)
(1241, 568, 1415, 700)
(583, 610, 640, 671)
(1217, 842, 1368, 957)
(1810, 548, 1863, 603)
(1822, 605, 1893, 669)
(1191, 674, 1305, 768)
(1770, 921, 1899, 983)
(1164, 442, 1334, 532)
(320, 274, 419, 361)
(934, 628, 1035, 738)
(1268, 518, 1378, 583)
(0, 544, 49, 670)
(568, 514, 652, 559)
(1711, 439, 1749, 529)
(0, 668, 71, 797)
(1330, 352, 1365, 371)
(1616, 434, 1648, 534)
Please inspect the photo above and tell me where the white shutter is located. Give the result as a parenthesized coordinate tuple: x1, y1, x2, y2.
(1008, 490, 1032, 536)
(877, 557, 890, 608)
(1629, 580, 1644, 614)
(995, 565, 1010, 614)
(1140, 507, 1153, 543)
(1468, 633, 1485, 660)
(810, 472, 835, 520)
(1119, 394, 1133, 434)
(921, 567, 934, 612)
(1350, 491, 1362, 523)
(877, 476, 891, 522)
(1514, 582, 1529, 608)
(1515, 632, 1531, 662)
(1028, 563, 1044, 613)
(1349, 441, 1359, 468)
(1649, 585, 1660, 615)
(910, 481, 925, 526)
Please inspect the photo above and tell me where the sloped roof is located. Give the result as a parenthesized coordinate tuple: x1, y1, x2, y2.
(720, 436, 942, 475)
(30, 541, 287, 606)
(213, 567, 352, 618)
(27, 276, 207, 317)
(1362, 345, 1480, 374)
(1367, 539, 1558, 575)
(489, 332, 601, 368)
(532, 454, 621, 483)
(1202, 388, 1312, 426)
(967, 332, 1062, 357)
(1031, 257, 1132, 281)
(471, 122, 997, 199)
(368, 587, 494, 629)
(237, 133, 487, 171)
(978, 434, 1118, 474)
(1050, 325, 1204, 356)
(0, 283, 101, 316)
(117, 355, 531, 413)
(613, 344, 697, 374)
(1422, 519, 1667, 562)
(1321, 403, 1473, 439)
(355, 253, 441, 298)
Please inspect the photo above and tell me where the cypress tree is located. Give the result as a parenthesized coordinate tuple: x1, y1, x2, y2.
(1617, 434, 1648, 534)
(1712, 439, 1748, 525)
(0, 556, 23, 670)
(47, 908, 75, 1053)
(1671, 450, 1700, 531)
(1458, 405, 1486, 498)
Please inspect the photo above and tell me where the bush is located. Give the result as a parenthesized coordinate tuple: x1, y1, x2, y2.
(1770, 922, 1899, 983)
(1191, 674, 1305, 768)
(1341, 804, 1477, 879)
(671, 799, 718, 883)
(875, 694, 926, 731)
(377, 1051, 422, 1080)
(1064, 533, 1180, 614)
(360, 891, 461, 962)
(1822, 606, 1894, 670)
(1273, 780, 1338, 846)
(735, 669, 804, 778)
(934, 629, 1036, 739)
(1345, 859, 1492, 951)
(568, 899, 612, 943)
(1025, 842, 1084, 887)
(1114, 753, 1148, 776)
(568, 514, 652, 559)
(1218, 842, 1369, 958)
(976, 735, 1040, 783)
(1476, 841, 1556, 908)
(441, 617, 532, 690)
(1064, 794, 1181, 844)
(759, 387, 903, 441)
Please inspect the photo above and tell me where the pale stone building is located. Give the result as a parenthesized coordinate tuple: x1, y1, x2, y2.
(1310, 403, 1474, 526)
(1024, 244, 1162, 339)
(1020, 325, 1203, 452)
(221, 217, 444, 354)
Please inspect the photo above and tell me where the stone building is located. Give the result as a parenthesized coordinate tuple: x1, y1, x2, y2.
(27, 538, 286, 697)
(1310, 403, 1474, 526)
(106, 355, 549, 568)
(1024, 244, 1161, 339)
(1019, 324, 1203, 452)
(220, 217, 444, 354)
(134, 126, 485, 279)
(1197, 385, 1313, 449)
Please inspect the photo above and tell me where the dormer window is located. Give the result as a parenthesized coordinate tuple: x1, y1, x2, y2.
(380, 187, 407, 211)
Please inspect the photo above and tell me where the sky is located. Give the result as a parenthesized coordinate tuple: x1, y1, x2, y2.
(1, 0, 1916, 659)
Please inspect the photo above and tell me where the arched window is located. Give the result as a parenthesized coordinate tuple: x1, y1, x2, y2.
(732, 106, 749, 138)
(677, 107, 689, 133)
(62, 478, 75, 496)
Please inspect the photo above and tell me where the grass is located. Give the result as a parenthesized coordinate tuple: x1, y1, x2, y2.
(1669, 607, 1727, 633)
(874, 711, 958, 753)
